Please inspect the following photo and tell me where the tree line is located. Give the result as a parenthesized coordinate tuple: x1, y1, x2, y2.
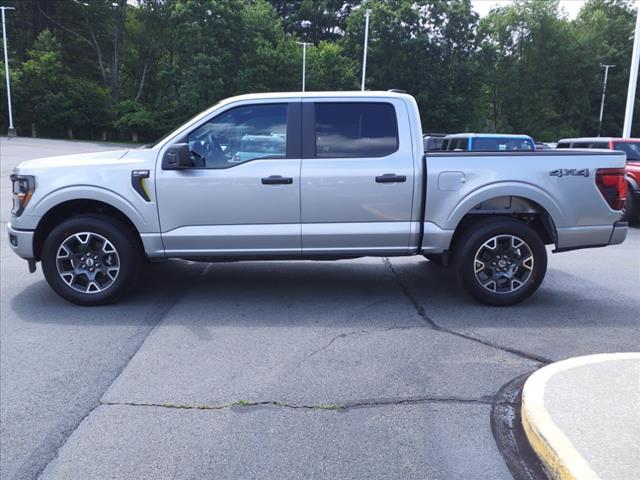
(1, 0, 639, 143)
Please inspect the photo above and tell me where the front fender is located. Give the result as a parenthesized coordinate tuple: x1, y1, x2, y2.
(22, 186, 155, 233)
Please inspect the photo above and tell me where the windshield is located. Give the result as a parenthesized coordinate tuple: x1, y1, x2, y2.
(612, 142, 640, 161)
(472, 137, 534, 151)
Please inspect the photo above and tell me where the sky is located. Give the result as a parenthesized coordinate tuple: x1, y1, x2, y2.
(471, 0, 587, 19)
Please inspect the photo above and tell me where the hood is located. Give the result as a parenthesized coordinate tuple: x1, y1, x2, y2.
(15, 149, 130, 172)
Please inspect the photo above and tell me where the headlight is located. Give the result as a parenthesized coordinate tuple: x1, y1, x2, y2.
(10, 174, 36, 216)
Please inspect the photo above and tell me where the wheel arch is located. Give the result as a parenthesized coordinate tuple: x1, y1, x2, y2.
(33, 199, 144, 261)
(448, 195, 558, 259)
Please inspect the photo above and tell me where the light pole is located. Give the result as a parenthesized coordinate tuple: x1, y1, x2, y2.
(1, 6, 16, 137)
(361, 9, 371, 91)
(598, 64, 615, 137)
(297, 41, 312, 92)
(623, 6, 640, 138)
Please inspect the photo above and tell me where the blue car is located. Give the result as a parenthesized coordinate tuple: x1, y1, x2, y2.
(441, 133, 535, 152)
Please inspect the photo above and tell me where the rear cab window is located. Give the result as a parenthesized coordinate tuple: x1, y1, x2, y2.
(472, 137, 534, 151)
(313, 102, 399, 158)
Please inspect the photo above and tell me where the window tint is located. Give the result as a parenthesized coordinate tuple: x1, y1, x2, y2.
(314, 103, 398, 158)
(187, 104, 287, 168)
(613, 142, 640, 161)
(473, 138, 534, 151)
(556, 142, 571, 149)
(445, 138, 464, 150)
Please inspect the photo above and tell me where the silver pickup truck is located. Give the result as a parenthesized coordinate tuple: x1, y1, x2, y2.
(8, 91, 628, 306)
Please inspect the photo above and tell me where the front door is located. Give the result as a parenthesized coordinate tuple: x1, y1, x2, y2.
(156, 101, 302, 257)
(300, 99, 416, 255)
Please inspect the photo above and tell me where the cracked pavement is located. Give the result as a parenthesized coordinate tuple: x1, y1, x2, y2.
(2, 138, 639, 480)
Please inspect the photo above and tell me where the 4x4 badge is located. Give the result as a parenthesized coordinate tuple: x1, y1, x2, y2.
(549, 168, 590, 178)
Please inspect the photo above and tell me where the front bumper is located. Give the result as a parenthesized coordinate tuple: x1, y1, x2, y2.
(6, 223, 35, 260)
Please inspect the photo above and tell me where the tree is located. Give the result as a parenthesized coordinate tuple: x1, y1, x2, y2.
(305, 41, 358, 90)
(573, 0, 640, 136)
(478, 0, 586, 139)
(269, 0, 362, 43)
(342, 0, 481, 132)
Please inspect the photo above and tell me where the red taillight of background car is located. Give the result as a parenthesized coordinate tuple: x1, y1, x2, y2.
(596, 168, 628, 210)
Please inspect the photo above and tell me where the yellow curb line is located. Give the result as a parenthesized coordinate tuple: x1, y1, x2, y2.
(521, 352, 640, 480)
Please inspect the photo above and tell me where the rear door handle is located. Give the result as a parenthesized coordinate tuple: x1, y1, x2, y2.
(262, 175, 293, 185)
(375, 173, 407, 183)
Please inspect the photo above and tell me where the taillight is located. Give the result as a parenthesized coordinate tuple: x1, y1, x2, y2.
(595, 168, 628, 210)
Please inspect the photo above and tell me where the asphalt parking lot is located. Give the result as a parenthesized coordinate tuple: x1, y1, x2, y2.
(1, 137, 639, 480)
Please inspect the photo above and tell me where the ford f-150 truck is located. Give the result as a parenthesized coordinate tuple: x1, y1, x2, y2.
(7, 91, 629, 306)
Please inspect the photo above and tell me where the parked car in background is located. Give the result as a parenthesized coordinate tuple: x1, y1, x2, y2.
(557, 137, 640, 224)
(441, 133, 535, 152)
(535, 142, 554, 150)
(423, 133, 447, 151)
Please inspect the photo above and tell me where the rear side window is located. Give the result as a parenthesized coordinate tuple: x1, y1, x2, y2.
(314, 103, 399, 158)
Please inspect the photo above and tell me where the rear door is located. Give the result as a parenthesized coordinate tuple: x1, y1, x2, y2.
(300, 98, 415, 255)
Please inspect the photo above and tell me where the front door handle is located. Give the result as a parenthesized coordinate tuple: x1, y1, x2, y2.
(375, 173, 407, 183)
(262, 175, 293, 185)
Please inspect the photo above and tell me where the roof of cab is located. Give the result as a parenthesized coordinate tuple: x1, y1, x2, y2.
(220, 90, 415, 102)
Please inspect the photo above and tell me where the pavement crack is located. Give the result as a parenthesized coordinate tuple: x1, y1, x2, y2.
(101, 394, 496, 412)
(383, 258, 552, 365)
(296, 324, 424, 367)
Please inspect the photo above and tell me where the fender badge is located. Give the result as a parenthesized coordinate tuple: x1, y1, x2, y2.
(549, 168, 590, 177)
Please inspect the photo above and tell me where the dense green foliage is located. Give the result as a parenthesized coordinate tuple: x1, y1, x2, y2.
(0, 0, 639, 142)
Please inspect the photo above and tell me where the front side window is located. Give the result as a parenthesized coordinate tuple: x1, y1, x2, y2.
(314, 102, 399, 158)
(187, 104, 287, 168)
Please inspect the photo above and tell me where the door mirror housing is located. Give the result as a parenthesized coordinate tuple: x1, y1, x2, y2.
(162, 143, 194, 170)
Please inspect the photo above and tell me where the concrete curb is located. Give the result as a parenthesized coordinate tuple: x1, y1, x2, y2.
(521, 353, 640, 480)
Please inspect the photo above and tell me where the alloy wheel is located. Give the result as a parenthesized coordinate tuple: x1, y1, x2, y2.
(56, 232, 120, 294)
(473, 235, 534, 294)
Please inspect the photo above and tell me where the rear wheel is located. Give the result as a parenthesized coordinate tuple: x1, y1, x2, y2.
(41, 214, 141, 305)
(455, 219, 547, 306)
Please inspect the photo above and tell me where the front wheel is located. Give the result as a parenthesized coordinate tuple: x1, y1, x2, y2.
(41, 214, 141, 305)
(455, 219, 547, 306)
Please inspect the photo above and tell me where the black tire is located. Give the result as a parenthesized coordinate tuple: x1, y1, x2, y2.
(621, 187, 638, 225)
(41, 214, 141, 305)
(455, 218, 547, 306)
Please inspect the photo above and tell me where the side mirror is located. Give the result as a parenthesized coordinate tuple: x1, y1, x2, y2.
(162, 143, 194, 170)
